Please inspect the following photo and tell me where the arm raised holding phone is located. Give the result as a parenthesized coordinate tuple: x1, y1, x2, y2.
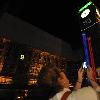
(87, 67, 100, 92)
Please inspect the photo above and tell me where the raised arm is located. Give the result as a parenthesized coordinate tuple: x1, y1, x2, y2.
(74, 67, 84, 90)
(87, 67, 100, 92)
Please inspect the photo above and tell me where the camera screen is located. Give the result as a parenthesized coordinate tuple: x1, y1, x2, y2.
(82, 62, 87, 69)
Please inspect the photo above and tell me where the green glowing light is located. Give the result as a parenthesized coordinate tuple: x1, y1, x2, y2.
(78, 1, 93, 13)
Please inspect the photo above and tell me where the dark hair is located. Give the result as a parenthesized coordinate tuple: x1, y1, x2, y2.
(37, 63, 64, 98)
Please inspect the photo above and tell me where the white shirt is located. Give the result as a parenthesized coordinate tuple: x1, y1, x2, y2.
(67, 86, 99, 100)
(49, 88, 71, 100)
(49, 86, 99, 100)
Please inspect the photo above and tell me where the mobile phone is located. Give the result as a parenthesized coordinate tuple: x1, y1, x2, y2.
(82, 62, 87, 69)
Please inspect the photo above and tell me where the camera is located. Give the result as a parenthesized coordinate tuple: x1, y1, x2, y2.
(82, 62, 87, 69)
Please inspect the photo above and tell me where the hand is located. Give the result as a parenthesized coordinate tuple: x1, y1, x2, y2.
(87, 67, 95, 81)
(77, 67, 84, 82)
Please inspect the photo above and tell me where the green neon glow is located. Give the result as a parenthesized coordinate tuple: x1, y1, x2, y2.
(78, 1, 93, 13)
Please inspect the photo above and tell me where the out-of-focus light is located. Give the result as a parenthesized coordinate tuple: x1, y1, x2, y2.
(20, 55, 24, 60)
(81, 9, 90, 18)
(96, 8, 100, 16)
(17, 96, 21, 99)
(17, 96, 23, 99)
(78, 1, 93, 13)
(81, 21, 99, 31)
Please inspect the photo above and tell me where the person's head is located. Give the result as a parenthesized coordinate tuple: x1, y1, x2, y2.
(37, 64, 69, 97)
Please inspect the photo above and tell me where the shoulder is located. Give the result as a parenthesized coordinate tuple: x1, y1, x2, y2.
(49, 88, 71, 100)
(68, 86, 99, 100)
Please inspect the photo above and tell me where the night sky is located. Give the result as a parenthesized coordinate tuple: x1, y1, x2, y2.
(1, 0, 100, 50)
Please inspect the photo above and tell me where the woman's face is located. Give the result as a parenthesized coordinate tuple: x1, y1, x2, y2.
(57, 72, 69, 88)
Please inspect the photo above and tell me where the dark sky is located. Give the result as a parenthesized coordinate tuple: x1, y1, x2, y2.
(1, 0, 100, 50)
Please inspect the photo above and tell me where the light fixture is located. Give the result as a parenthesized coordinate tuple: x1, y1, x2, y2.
(81, 9, 90, 18)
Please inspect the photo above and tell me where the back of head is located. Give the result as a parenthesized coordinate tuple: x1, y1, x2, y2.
(37, 64, 61, 87)
(37, 64, 63, 98)
(68, 86, 99, 100)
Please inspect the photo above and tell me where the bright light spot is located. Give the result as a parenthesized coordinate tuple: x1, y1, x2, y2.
(17, 96, 21, 99)
(96, 8, 100, 16)
(81, 9, 90, 18)
(82, 62, 87, 69)
(20, 55, 24, 60)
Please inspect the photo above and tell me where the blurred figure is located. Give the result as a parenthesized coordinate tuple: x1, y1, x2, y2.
(35, 63, 84, 100)
(27, 63, 99, 100)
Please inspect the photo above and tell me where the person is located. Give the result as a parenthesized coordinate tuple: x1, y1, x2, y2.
(27, 63, 99, 100)
(68, 86, 99, 100)
(87, 66, 100, 92)
(36, 63, 84, 100)
(67, 66, 100, 100)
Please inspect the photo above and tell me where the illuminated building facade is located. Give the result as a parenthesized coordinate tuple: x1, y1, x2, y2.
(0, 36, 76, 87)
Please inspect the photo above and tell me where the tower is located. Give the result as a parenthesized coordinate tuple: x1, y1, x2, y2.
(78, 0, 100, 81)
